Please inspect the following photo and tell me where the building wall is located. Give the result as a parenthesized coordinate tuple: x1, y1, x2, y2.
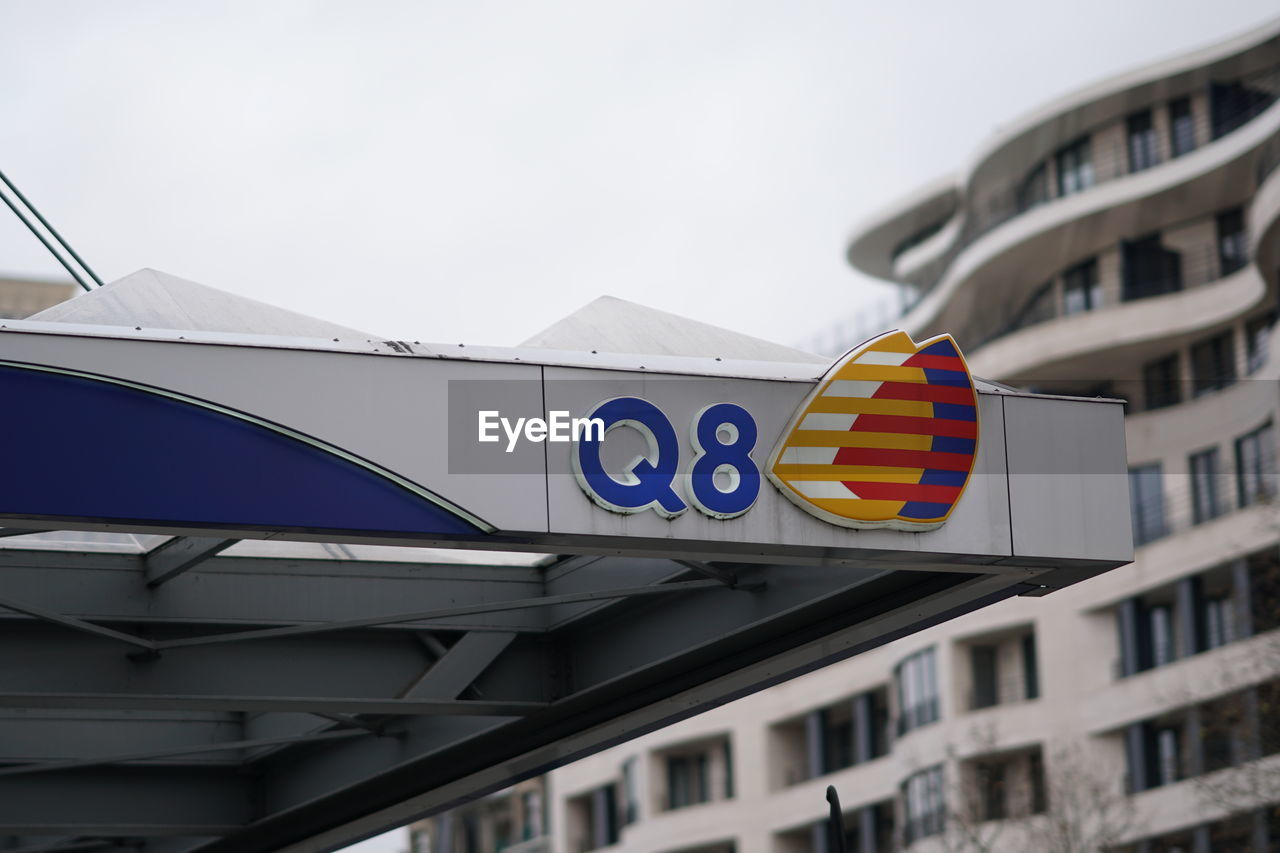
(0, 276, 76, 319)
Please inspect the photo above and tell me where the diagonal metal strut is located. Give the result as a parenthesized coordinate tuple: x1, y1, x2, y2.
(151, 578, 729, 651)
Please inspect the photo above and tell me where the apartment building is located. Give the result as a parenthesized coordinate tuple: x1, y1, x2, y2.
(414, 18, 1280, 853)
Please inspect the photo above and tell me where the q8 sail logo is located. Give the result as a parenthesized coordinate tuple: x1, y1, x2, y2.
(572, 330, 979, 531)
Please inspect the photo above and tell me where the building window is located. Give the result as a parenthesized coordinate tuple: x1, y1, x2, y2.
(666, 754, 709, 810)
(1149, 604, 1174, 667)
(971, 645, 999, 710)
(1155, 726, 1182, 786)
(1127, 110, 1160, 172)
(1217, 208, 1247, 276)
(1168, 96, 1196, 157)
(1055, 137, 1094, 196)
(1235, 421, 1277, 508)
(658, 736, 733, 812)
(968, 748, 1047, 823)
(1203, 595, 1235, 650)
(1129, 463, 1166, 545)
(895, 647, 939, 735)
(1122, 233, 1182, 300)
(570, 784, 620, 852)
(902, 766, 945, 844)
(1017, 162, 1050, 212)
(1190, 331, 1237, 396)
(1022, 633, 1039, 701)
(1245, 312, 1275, 373)
(1189, 447, 1223, 524)
(1061, 258, 1101, 315)
(1142, 355, 1181, 411)
(975, 759, 1006, 821)
(1210, 79, 1275, 139)
(620, 758, 638, 826)
(816, 705, 855, 774)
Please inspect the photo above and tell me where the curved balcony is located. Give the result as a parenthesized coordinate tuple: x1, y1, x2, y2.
(965, 264, 1265, 384)
(846, 18, 1280, 282)
(904, 99, 1280, 344)
(950, 118, 1280, 386)
(892, 212, 962, 284)
(1123, 328, 1280, 465)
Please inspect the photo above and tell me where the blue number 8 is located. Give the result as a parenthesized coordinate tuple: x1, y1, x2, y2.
(687, 403, 759, 519)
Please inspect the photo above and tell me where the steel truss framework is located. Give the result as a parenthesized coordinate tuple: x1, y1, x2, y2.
(0, 531, 1080, 853)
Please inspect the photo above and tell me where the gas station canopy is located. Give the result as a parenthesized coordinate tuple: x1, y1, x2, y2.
(0, 271, 1131, 853)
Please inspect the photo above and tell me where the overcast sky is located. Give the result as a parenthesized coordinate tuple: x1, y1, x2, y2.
(2, 2, 1277, 846)
(4, 0, 1278, 354)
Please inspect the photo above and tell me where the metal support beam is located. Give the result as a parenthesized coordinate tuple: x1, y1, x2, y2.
(401, 632, 517, 700)
(673, 559, 740, 587)
(0, 694, 542, 716)
(0, 595, 154, 652)
(144, 537, 236, 588)
(152, 579, 725, 651)
(0, 728, 371, 778)
(0, 767, 247, 836)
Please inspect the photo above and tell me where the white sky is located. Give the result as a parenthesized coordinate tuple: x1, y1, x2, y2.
(2, 2, 1277, 849)
(4, 1, 1278, 353)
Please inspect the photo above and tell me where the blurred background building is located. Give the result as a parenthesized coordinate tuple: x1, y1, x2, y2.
(0, 275, 75, 319)
(364, 17, 1276, 853)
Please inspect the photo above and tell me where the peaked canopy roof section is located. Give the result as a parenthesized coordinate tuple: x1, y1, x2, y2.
(523, 294, 828, 363)
(29, 268, 375, 340)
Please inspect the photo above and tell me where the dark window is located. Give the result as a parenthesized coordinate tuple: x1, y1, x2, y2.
(1129, 463, 1166, 545)
(971, 645, 999, 709)
(1127, 110, 1160, 172)
(1189, 447, 1223, 523)
(1246, 312, 1275, 373)
(976, 760, 1006, 821)
(1021, 633, 1040, 700)
(1235, 421, 1277, 508)
(1203, 595, 1235, 650)
(580, 784, 619, 850)
(1007, 280, 1056, 332)
(1056, 137, 1094, 196)
(1155, 724, 1182, 786)
(1190, 331, 1236, 396)
(1062, 258, 1101, 315)
(1210, 80, 1276, 139)
(1017, 163, 1050, 212)
(666, 754, 709, 810)
(1029, 750, 1048, 814)
(902, 766, 945, 843)
(1250, 550, 1280, 635)
(1216, 208, 1247, 276)
(1122, 233, 1182, 300)
(1142, 355, 1181, 411)
(819, 706, 854, 775)
(1200, 694, 1243, 773)
(895, 648, 939, 734)
(1168, 97, 1196, 157)
(860, 689, 891, 762)
(1149, 604, 1174, 667)
(722, 739, 734, 800)
(620, 759, 638, 826)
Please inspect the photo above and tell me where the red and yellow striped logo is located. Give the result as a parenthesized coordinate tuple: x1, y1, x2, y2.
(767, 330, 979, 531)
